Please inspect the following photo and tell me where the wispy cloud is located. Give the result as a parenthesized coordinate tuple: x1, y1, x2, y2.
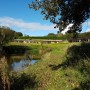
(61, 20, 90, 34)
(86, 29, 90, 32)
(0, 17, 56, 31)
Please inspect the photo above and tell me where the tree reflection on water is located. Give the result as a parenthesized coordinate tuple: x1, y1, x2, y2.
(0, 50, 38, 90)
(0, 54, 38, 90)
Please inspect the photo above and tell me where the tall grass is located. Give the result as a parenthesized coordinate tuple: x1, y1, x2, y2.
(0, 56, 10, 90)
(1, 42, 90, 90)
(0, 55, 38, 90)
(24, 42, 90, 90)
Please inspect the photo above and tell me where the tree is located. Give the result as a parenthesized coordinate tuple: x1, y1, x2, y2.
(0, 26, 22, 45)
(0, 26, 14, 44)
(14, 32, 23, 39)
(78, 32, 90, 38)
(29, 0, 90, 33)
(47, 33, 56, 37)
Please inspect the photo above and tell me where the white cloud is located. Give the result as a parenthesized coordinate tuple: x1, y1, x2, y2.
(61, 24, 73, 34)
(0, 17, 56, 31)
(86, 29, 90, 32)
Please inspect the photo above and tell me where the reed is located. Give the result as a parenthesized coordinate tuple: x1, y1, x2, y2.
(0, 56, 10, 90)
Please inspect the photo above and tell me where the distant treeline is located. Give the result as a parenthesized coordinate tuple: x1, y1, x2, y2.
(19, 36, 66, 40)
(18, 32, 90, 40)
(0, 26, 23, 45)
(0, 26, 90, 44)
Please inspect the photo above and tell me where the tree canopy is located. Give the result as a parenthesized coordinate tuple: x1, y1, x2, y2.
(0, 26, 23, 45)
(29, 0, 90, 33)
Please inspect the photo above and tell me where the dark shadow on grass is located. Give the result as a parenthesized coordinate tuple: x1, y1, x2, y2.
(10, 73, 38, 90)
(49, 42, 90, 90)
(73, 80, 90, 90)
(49, 42, 90, 70)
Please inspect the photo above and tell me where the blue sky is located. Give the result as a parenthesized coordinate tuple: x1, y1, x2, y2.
(0, 0, 90, 36)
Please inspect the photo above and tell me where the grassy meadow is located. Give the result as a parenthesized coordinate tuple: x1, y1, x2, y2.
(2, 42, 90, 90)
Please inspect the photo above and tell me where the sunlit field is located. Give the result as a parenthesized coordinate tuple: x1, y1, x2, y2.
(1, 42, 90, 90)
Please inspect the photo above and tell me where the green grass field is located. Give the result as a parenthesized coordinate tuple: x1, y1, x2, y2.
(8, 42, 90, 90)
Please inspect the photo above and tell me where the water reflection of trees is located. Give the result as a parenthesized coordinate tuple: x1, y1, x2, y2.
(2, 45, 30, 55)
(0, 45, 33, 70)
(0, 55, 38, 90)
(0, 48, 38, 90)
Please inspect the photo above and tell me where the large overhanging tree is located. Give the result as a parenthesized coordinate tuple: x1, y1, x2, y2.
(29, 0, 90, 33)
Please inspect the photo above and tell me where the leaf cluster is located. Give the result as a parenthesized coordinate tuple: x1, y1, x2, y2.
(0, 26, 23, 45)
(29, 0, 90, 33)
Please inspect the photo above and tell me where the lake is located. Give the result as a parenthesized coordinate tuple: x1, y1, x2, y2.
(0, 46, 40, 72)
(12, 58, 37, 71)
(0, 55, 38, 71)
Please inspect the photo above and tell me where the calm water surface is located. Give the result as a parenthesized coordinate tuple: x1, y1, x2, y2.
(0, 55, 38, 71)
(0, 47, 40, 72)
(12, 59, 37, 71)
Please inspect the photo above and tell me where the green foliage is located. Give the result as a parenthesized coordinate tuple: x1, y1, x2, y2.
(0, 26, 14, 44)
(18, 34, 67, 40)
(1, 42, 90, 90)
(29, 0, 90, 33)
(47, 33, 56, 37)
(16, 32, 23, 37)
(78, 32, 90, 38)
(63, 43, 90, 90)
(11, 73, 38, 90)
(0, 26, 23, 45)
(18, 32, 90, 42)
(65, 32, 78, 39)
(24, 43, 90, 90)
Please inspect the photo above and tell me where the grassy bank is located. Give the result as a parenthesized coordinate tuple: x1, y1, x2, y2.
(23, 42, 90, 90)
(2, 42, 90, 90)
